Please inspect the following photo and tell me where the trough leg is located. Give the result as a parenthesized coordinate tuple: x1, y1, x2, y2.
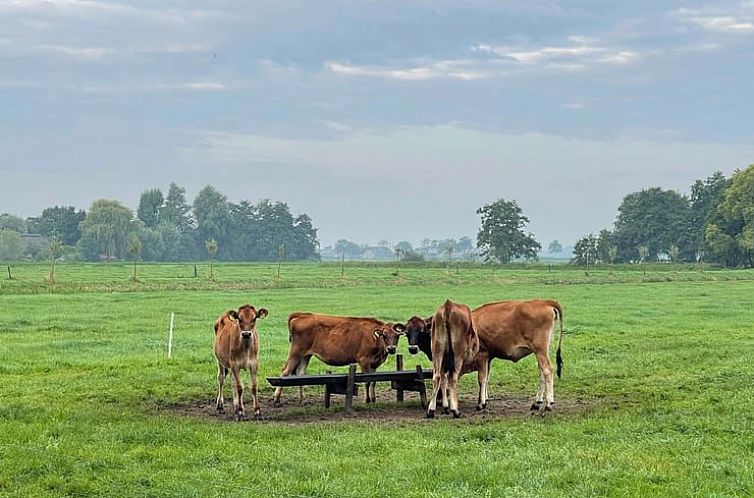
(345, 364, 356, 414)
(396, 354, 404, 403)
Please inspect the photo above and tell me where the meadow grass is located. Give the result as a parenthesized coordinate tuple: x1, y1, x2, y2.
(1, 263, 753, 497)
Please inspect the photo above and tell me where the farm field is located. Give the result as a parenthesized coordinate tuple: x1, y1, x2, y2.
(1, 263, 753, 497)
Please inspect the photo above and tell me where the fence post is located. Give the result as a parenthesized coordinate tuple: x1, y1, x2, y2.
(7, 266, 11, 280)
(167, 313, 175, 359)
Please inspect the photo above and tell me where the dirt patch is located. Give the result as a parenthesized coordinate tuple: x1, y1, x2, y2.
(165, 387, 595, 425)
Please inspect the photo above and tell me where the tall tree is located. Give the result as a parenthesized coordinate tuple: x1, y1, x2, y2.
(78, 200, 138, 261)
(690, 171, 728, 258)
(613, 188, 691, 262)
(476, 198, 541, 263)
(47, 235, 62, 282)
(137, 188, 164, 229)
(36, 206, 86, 245)
(161, 182, 193, 232)
(193, 186, 232, 260)
(127, 234, 142, 280)
(708, 164, 754, 267)
(596, 229, 615, 264)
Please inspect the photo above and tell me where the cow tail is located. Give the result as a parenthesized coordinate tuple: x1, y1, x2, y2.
(442, 299, 455, 375)
(553, 302, 564, 379)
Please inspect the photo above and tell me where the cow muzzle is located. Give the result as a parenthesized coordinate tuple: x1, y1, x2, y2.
(387, 346, 396, 354)
(241, 331, 253, 340)
(408, 345, 419, 354)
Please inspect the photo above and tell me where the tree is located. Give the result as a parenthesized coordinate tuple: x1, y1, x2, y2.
(206, 238, 218, 278)
(193, 186, 232, 260)
(0, 213, 27, 233)
(638, 244, 650, 274)
(36, 206, 86, 246)
(127, 234, 142, 280)
(596, 230, 615, 264)
(476, 198, 541, 263)
(690, 171, 728, 258)
(137, 188, 164, 229)
(707, 164, 754, 267)
(669, 244, 680, 263)
(548, 240, 563, 254)
(0, 230, 23, 261)
(572, 234, 598, 267)
(48, 235, 62, 283)
(161, 182, 193, 232)
(613, 188, 691, 262)
(78, 200, 138, 261)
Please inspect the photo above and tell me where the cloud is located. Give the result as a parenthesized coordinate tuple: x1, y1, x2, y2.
(473, 36, 641, 71)
(676, 5, 754, 34)
(326, 60, 488, 81)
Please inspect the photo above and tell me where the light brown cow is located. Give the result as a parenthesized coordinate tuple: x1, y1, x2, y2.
(426, 299, 480, 418)
(405, 299, 564, 412)
(272, 312, 406, 405)
(213, 304, 268, 421)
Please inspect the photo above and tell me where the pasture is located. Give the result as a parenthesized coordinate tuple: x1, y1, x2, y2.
(1, 262, 753, 497)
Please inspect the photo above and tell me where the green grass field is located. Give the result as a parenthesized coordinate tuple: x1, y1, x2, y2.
(1, 262, 753, 497)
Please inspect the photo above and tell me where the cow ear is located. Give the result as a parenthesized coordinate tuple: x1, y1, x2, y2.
(373, 329, 382, 339)
(228, 310, 238, 320)
(392, 323, 406, 334)
(257, 308, 269, 319)
(424, 317, 433, 333)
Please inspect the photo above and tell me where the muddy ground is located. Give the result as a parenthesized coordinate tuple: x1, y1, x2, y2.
(166, 387, 598, 425)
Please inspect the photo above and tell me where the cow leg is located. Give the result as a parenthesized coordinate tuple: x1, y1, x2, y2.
(273, 353, 303, 406)
(531, 366, 546, 411)
(535, 352, 555, 411)
(441, 374, 449, 414)
(359, 364, 374, 403)
(427, 356, 445, 418)
(231, 367, 246, 421)
(250, 362, 261, 419)
(296, 355, 312, 403)
(448, 358, 464, 418)
(476, 359, 490, 411)
(216, 364, 227, 413)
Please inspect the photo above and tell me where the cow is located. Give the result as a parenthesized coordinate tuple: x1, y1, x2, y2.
(426, 300, 480, 418)
(213, 304, 268, 421)
(272, 312, 406, 406)
(406, 299, 564, 413)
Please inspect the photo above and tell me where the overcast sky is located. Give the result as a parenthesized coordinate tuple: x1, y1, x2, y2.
(2, 1, 754, 248)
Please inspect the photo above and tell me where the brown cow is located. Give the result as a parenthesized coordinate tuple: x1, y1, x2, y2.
(426, 300, 480, 418)
(406, 299, 564, 412)
(213, 304, 268, 421)
(272, 312, 406, 405)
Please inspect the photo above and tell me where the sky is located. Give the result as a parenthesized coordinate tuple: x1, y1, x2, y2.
(1, 0, 754, 248)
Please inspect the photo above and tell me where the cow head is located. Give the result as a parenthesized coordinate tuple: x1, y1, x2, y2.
(404, 316, 432, 355)
(373, 323, 406, 355)
(235, 304, 268, 339)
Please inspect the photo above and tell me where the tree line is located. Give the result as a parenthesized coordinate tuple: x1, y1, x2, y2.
(571, 165, 754, 267)
(0, 183, 319, 262)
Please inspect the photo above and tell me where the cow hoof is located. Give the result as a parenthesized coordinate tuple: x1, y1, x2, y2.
(442, 407, 450, 415)
(476, 403, 487, 411)
(235, 413, 246, 421)
(273, 400, 282, 408)
(426, 410, 435, 419)
(544, 405, 553, 412)
(452, 410, 462, 419)
(216, 405, 224, 414)
(253, 412, 264, 421)
(530, 402, 542, 411)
